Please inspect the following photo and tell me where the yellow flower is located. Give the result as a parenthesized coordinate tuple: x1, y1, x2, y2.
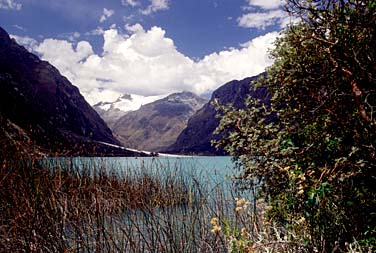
(241, 227, 247, 237)
(289, 171, 297, 180)
(236, 198, 250, 210)
(297, 217, 306, 224)
(211, 225, 221, 234)
(297, 189, 304, 195)
(265, 205, 273, 211)
(299, 174, 306, 181)
(281, 166, 290, 172)
(235, 206, 243, 212)
(210, 217, 219, 226)
(236, 198, 246, 206)
(243, 200, 251, 208)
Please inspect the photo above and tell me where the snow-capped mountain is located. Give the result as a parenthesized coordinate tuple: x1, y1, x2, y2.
(94, 93, 166, 112)
(108, 91, 208, 152)
(93, 93, 166, 128)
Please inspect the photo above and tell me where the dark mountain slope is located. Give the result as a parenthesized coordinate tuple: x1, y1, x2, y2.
(166, 75, 269, 155)
(0, 27, 139, 156)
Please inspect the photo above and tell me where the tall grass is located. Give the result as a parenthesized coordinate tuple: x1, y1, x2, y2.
(0, 156, 239, 252)
(3, 157, 369, 252)
(2, 156, 368, 252)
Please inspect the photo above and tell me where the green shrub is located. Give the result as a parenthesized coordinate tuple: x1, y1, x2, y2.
(214, 1, 376, 251)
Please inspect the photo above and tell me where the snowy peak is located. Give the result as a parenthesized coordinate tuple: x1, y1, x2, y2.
(93, 93, 166, 113)
(163, 91, 207, 109)
(109, 91, 208, 152)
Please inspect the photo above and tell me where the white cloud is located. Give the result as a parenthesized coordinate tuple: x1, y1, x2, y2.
(13, 24, 26, 31)
(121, 0, 140, 7)
(0, 0, 22, 10)
(239, 0, 288, 29)
(68, 32, 81, 41)
(35, 39, 94, 82)
(100, 8, 115, 23)
(141, 0, 170, 15)
(58, 31, 81, 42)
(246, 0, 284, 10)
(238, 10, 287, 29)
(125, 23, 144, 34)
(11, 34, 38, 52)
(33, 25, 277, 106)
(190, 32, 277, 94)
(85, 27, 105, 36)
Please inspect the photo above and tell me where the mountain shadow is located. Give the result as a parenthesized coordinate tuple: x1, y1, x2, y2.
(166, 75, 270, 155)
(0, 26, 143, 157)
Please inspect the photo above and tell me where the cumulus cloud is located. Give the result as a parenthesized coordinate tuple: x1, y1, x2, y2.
(121, 0, 140, 7)
(238, 10, 287, 29)
(141, 0, 170, 15)
(85, 27, 105, 36)
(35, 39, 94, 81)
(69, 32, 81, 41)
(100, 8, 115, 23)
(0, 0, 22, 10)
(246, 0, 284, 10)
(29, 25, 277, 105)
(238, 0, 288, 29)
(125, 23, 144, 33)
(11, 34, 38, 52)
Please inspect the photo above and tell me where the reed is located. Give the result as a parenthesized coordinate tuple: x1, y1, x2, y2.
(3, 155, 368, 252)
(0, 156, 236, 252)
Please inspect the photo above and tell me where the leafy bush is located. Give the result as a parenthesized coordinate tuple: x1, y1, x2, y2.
(214, 1, 376, 251)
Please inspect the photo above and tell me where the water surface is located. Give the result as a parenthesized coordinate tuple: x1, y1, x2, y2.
(43, 156, 234, 184)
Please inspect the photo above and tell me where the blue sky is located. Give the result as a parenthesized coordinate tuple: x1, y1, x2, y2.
(0, 0, 288, 104)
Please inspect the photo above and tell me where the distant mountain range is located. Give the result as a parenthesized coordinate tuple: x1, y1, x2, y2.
(106, 91, 208, 152)
(0, 26, 143, 157)
(93, 93, 165, 129)
(96, 75, 269, 155)
(166, 75, 270, 155)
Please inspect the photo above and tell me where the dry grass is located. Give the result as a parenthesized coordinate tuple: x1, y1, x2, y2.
(0, 157, 236, 252)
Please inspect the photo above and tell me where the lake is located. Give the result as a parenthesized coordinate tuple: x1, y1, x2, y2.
(42, 155, 235, 186)
(38, 156, 254, 252)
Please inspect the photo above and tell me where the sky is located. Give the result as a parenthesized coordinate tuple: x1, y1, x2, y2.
(0, 0, 289, 105)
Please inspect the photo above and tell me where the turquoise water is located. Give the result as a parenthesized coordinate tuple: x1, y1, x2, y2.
(42, 156, 234, 181)
(40, 156, 238, 197)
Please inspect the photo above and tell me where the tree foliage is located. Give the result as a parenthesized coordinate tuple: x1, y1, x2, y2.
(214, 0, 376, 251)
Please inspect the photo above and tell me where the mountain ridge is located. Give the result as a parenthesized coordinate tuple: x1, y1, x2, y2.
(111, 91, 208, 152)
(0, 26, 142, 156)
(166, 74, 269, 155)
